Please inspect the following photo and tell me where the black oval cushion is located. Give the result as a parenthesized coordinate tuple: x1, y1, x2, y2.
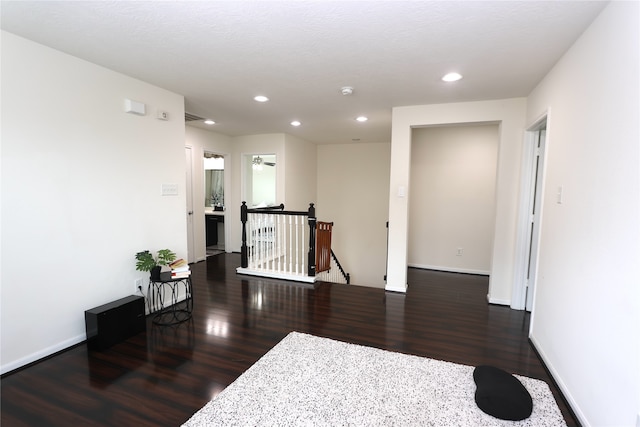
(473, 365, 533, 421)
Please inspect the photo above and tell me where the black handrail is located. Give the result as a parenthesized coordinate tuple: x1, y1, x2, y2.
(308, 203, 316, 277)
(330, 249, 350, 284)
(245, 203, 285, 212)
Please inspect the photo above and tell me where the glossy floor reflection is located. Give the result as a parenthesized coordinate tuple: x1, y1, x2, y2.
(1, 254, 578, 426)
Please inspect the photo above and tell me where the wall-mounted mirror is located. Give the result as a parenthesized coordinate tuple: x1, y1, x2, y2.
(244, 154, 276, 207)
(204, 153, 224, 209)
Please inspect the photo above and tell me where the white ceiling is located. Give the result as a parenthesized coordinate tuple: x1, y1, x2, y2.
(1, 1, 606, 144)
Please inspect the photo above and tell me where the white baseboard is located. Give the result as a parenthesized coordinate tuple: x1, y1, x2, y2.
(408, 263, 490, 276)
(1, 333, 86, 376)
(487, 295, 511, 306)
(529, 335, 588, 427)
(236, 267, 316, 284)
(385, 283, 408, 293)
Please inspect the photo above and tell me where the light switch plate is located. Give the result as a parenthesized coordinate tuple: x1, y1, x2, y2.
(161, 183, 178, 196)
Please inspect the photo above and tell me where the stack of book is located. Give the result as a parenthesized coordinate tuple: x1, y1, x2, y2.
(169, 259, 191, 279)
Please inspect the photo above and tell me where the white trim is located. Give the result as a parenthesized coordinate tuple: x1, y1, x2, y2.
(385, 283, 408, 293)
(511, 129, 536, 310)
(1, 333, 86, 375)
(185, 146, 196, 264)
(236, 267, 316, 284)
(529, 335, 587, 427)
(512, 111, 550, 310)
(408, 263, 490, 276)
(487, 295, 511, 306)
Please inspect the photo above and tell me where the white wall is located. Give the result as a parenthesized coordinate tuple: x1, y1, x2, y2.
(284, 134, 317, 212)
(185, 126, 232, 261)
(1, 32, 187, 373)
(317, 142, 390, 288)
(409, 124, 498, 274)
(526, 3, 639, 426)
(388, 99, 526, 298)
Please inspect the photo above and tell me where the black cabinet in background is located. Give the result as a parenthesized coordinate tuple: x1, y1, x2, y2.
(206, 215, 219, 246)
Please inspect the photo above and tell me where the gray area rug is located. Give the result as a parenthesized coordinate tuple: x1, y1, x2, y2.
(183, 332, 566, 426)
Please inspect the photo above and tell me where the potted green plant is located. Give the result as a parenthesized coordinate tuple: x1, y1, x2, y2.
(135, 249, 177, 280)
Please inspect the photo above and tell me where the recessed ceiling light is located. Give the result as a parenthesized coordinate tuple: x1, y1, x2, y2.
(356, 116, 368, 122)
(204, 119, 215, 125)
(442, 72, 462, 82)
(254, 95, 269, 102)
(290, 120, 301, 127)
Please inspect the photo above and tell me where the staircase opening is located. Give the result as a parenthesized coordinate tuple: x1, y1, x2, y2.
(237, 203, 349, 284)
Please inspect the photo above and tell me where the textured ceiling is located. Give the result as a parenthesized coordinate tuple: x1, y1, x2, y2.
(1, 1, 607, 144)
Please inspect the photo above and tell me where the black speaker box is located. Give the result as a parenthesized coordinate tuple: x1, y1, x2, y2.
(85, 295, 146, 351)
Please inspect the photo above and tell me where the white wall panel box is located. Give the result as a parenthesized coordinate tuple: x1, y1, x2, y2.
(124, 99, 146, 115)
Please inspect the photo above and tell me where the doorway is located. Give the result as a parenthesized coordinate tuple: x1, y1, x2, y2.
(513, 116, 547, 312)
(204, 152, 225, 257)
(243, 153, 277, 207)
(408, 124, 499, 276)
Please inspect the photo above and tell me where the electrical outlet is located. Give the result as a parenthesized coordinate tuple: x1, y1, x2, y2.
(134, 278, 143, 294)
(456, 248, 464, 256)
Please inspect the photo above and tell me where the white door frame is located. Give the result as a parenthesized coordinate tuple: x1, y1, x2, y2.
(185, 146, 196, 263)
(511, 113, 548, 311)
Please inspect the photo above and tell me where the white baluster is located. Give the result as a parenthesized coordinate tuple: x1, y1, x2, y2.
(257, 213, 262, 269)
(248, 214, 253, 268)
(301, 216, 306, 275)
(288, 215, 293, 273)
(266, 213, 270, 270)
(262, 213, 266, 269)
(295, 216, 300, 274)
(279, 215, 282, 272)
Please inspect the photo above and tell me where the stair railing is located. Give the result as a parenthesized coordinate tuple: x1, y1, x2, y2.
(239, 202, 349, 284)
(240, 202, 315, 278)
(315, 249, 350, 284)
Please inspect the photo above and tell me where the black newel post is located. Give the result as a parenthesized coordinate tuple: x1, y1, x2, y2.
(241, 201, 248, 268)
(307, 203, 316, 277)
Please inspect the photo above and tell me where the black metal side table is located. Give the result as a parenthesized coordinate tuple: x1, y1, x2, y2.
(148, 272, 193, 325)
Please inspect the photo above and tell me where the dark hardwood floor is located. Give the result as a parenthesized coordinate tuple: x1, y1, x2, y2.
(1, 253, 577, 426)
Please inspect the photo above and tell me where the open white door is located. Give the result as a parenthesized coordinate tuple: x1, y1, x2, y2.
(512, 117, 548, 312)
(525, 129, 546, 311)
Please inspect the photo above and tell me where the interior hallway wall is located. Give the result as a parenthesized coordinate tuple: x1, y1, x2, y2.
(185, 126, 232, 261)
(1, 32, 187, 373)
(387, 98, 526, 298)
(526, 2, 639, 425)
(317, 142, 391, 288)
(284, 134, 317, 212)
(409, 124, 498, 274)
